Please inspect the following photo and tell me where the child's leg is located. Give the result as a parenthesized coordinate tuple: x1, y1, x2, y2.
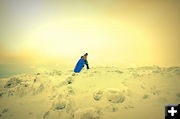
(86, 64, 89, 69)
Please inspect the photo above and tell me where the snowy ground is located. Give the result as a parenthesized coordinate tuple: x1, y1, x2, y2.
(0, 66, 180, 119)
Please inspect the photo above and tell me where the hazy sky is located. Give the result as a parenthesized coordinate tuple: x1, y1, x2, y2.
(0, 0, 180, 68)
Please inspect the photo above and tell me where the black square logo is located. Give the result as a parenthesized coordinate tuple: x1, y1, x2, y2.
(165, 104, 180, 119)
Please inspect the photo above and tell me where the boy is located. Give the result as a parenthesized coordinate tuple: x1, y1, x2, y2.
(81, 53, 89, 69)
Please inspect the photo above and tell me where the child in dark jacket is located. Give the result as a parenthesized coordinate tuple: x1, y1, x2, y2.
(81, 53, 89, 69)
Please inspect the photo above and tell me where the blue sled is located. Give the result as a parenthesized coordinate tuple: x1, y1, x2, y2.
(74, 58, 84, 73)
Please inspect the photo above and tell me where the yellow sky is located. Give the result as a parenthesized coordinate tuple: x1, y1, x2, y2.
(0, 0, 180, 67)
